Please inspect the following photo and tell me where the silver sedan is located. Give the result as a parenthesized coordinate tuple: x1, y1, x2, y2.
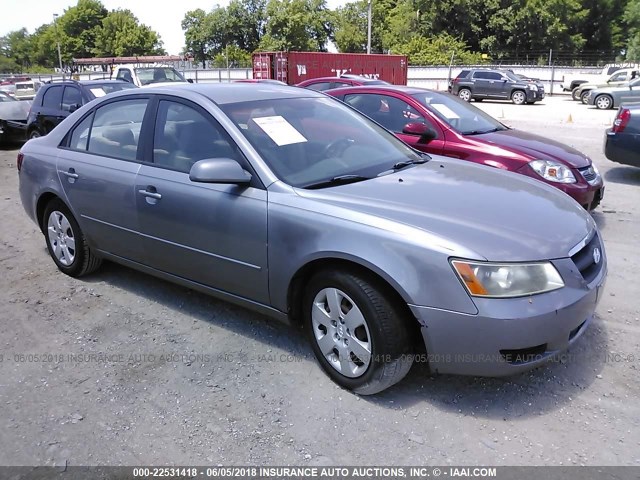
(18, 84, 607, 394)
(587, 78, 640, 109)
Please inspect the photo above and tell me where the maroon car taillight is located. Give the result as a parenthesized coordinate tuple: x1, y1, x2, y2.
(16, 152, 24, 172)
(612, 108, 630, 133)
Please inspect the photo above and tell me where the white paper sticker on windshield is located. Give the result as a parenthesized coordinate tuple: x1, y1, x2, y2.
(251, 115, 307, 146)
(431, 103, 460, 119)
(89, 88, 107, 98)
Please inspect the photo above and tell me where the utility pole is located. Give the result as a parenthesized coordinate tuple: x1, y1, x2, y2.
(53, 14, 64, 79)
(367, 0, 372, 54)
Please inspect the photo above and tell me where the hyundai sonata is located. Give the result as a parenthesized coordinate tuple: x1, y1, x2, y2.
(18, 84, 606, 394)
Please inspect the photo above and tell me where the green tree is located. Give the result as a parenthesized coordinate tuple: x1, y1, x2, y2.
(93, 9, 164, 57)
(259, 0, 333, 51)
(625, 0, 640, 61)
(1, 29, 32, 71)
(226, 0, 266, 52)
(390, 33, 486, 65)
(57, 0, 108, 61)
(182, 9, 215, 68)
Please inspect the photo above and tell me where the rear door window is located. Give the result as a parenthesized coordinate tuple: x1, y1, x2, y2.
(86, 99, 149, 161)
(42, 86, 64, 109)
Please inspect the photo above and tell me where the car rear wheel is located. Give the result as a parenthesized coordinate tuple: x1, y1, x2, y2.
(511, 90, 526, 105)
(43, 199, 102, 277)
(28, 129, 41, 140)
(580, 90, 591, 104)
(458, 88, 472, 102)
(304, 269, 414, 395)
(594, 94, 613, 110)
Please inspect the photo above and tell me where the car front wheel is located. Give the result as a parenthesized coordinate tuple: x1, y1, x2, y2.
(304, 269, 414, 395)
(28, 129, 41, 139)
(571, 88, 582, 101)
(580, 90, 591, 104)
(511, 90, 526, 105)
(458, 88, 472, 102)
(43, 199, 102, 277)
(595, 94, 613, 110)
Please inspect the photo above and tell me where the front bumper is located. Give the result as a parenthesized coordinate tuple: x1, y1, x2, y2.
(410, 253, 607, 377)
(516, 163, 604, 211)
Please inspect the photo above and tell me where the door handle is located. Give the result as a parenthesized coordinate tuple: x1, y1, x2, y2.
(138, 188, 162, 200)
(60, 168, 79, 179)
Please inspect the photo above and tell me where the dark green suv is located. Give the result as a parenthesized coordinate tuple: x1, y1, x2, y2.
(450, 69, 545, 105)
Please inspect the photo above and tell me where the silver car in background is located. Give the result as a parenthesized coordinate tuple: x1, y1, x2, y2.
(586, 77, 640, 109)
(18, 84, 607, 394)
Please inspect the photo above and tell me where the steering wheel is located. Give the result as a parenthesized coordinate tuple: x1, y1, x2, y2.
(322, 138, 355, 159)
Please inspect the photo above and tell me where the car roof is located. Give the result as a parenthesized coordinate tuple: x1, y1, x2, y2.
(324, 84, 430, 96)
(117, 82, 324, 105)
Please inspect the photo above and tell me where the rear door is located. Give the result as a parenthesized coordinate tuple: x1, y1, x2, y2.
(56, 96, 150, 261)
(135, 97, 269, 303)
(38, 85, 65, 134)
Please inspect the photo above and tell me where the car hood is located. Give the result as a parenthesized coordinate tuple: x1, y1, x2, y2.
(0, 100, 30, 121)
(295, 157, 594, 262)
(475, 128, 591, 168)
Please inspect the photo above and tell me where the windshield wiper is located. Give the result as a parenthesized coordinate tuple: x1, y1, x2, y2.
(392, 156, 430, 171)
(302, 174, 371, 190)
(464, 127, 501, 135)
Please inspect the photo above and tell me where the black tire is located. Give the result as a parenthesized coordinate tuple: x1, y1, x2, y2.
(457, 88, 472, 102)
(571, 87, 582, 101)
(304, 269, 414, 395)
(28, 129, 42, 140)
(43, 199, 102, 277)
(580, 90, 591, 105)
(511, 90, 526, 105)
(594, 94, 613, 110)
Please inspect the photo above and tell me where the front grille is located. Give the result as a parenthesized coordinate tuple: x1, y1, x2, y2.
(571, 233, 603, 284)
(579, 165, 597, 183)
(500, 344, 547, 364)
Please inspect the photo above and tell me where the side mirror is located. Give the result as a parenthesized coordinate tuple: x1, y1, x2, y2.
(69, 103, 81, 113)
(189, 158, 252, 184)
(402, 122, 437, 144)
(187, 79, 194, 84)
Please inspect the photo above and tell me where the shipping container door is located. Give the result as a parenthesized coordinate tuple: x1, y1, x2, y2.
(253, 53, 273, 80)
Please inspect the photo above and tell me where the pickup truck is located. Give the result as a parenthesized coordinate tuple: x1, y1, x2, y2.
(111, 64, 191, 87)
(562, 65, 639, 93)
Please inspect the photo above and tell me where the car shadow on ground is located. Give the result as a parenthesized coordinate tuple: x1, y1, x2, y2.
(603, 165, 640, 186)
(81, 260, 607, 419)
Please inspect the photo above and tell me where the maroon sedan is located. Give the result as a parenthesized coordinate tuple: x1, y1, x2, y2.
(327, 85, 604, 210)
(297, 75, 389, 91)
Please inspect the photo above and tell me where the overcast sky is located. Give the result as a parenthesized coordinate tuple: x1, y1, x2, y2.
(0, 0, 349, 56)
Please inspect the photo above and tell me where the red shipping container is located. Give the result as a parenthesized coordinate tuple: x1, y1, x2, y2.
(252, 51, 408, 85)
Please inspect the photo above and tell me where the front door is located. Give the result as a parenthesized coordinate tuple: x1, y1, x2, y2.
(135, 98, 269, 303)
(343, 92, 445, 155)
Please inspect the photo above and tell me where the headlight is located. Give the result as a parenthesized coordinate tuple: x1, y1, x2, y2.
(451, 260, 564, 298)
(528, 84, 538, 91)
(529, 159, 576, 183)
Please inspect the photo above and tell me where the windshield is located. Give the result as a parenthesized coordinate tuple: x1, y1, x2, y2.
(411, 91, 506, 135)
(504, 71, 520, 81)
(135, 67, 186, 85)
(220, 96, 425, 188)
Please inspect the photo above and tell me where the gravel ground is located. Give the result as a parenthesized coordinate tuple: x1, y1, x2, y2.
(0, 94, 638, 467)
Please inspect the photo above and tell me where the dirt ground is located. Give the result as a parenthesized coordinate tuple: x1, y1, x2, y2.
(0, 95, 638, 468)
